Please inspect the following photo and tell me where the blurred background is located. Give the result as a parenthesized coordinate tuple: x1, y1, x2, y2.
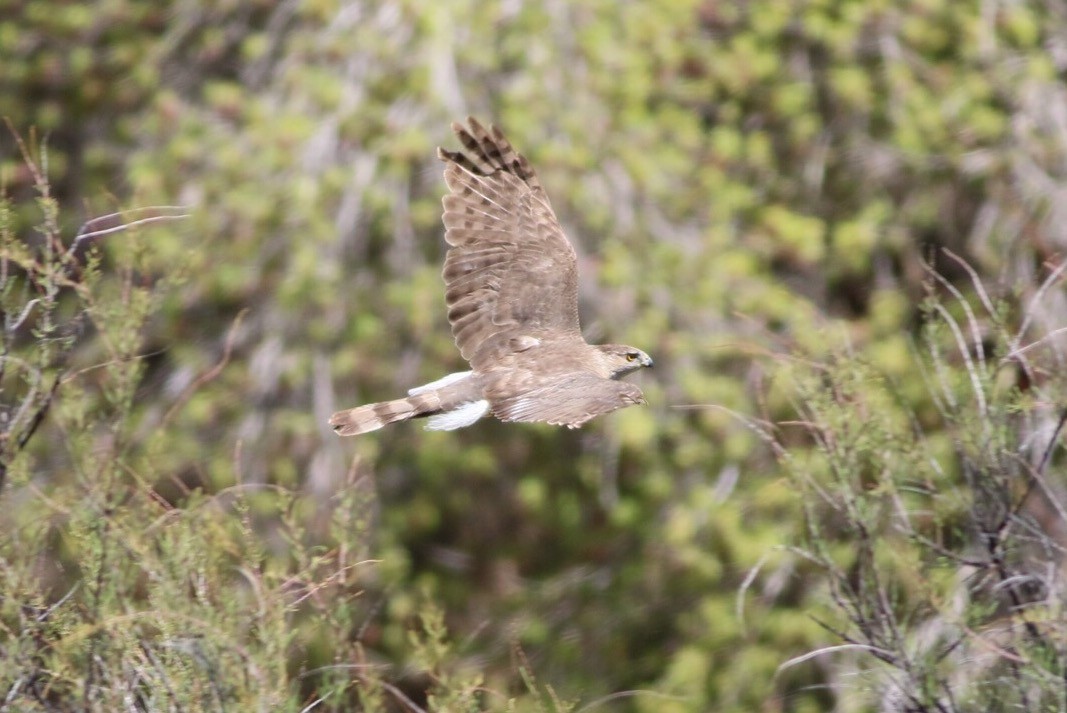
(4, 0, 1067, 711)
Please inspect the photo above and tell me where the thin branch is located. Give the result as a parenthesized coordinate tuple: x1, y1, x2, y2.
(776, 644, 898, 674)
(67, 207, 190, 258)
(3, 117, 45, 188)
(5, 298, 40, 333)
(297, 663, 389, 679)
(575, 689, 691, 712)
(1005, 326, 1067, 360)
(1037, 404, 1067, 481)
(299, 696, 328, 713)
(82, 514, 111, 709)
(0, 373, 60, 493)
(138, 642, 186, 713)
(378, 682, 427, 713)
(997, 417, 1067, 546)
(933, 302, 988, 419)
(736, 552, 770, 635)
(161, 308, 248, 426)
(941, 248, 997, 319)
(72, 205, 190, 239)
(7, 356, 45, 435)
(1013, 258, 1067, 352)
(924, 258, 986, 373)
(36, 582, 80, 622)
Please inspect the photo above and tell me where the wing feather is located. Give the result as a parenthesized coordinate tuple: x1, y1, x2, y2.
(491, 374, 645, 429)
(438, 117, 581, 370)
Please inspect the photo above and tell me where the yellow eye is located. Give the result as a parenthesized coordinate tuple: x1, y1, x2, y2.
(626, 352, 638, 362)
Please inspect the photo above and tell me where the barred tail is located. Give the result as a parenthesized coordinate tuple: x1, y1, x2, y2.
(329, 393, 441, 437)
(330, 372, 487, 436)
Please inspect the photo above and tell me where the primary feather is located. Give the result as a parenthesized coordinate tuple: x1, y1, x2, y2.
(330, 118, 651, 436)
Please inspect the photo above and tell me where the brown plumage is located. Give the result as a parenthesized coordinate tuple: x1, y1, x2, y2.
(330, 117, 652, 436)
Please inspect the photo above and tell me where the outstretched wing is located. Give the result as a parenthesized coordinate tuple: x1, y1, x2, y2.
(490, 374, 645, 429)
(438, 117, 581, 371)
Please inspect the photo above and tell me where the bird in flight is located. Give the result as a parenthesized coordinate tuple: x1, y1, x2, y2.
(330, 117, 652, 436)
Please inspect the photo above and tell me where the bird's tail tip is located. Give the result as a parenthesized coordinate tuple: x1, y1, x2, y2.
(329, 397, 427, 437)
(329, 408, 382, 437)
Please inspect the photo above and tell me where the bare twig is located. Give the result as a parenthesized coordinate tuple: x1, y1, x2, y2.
(161, 308, 248, 426)
(776, 643, 898, 674)
(1013, 259, 1067, 353)
(68, 206, 190, 259)
(5, 298, 40, 333)
(1005, 326, 1067, 360)
(378, 682, 427, 713)
(0, 373, 59, 493)
(736, 552, 770, 635)
(924, 258, 987, 373)
(575, 689, 691, 712)
(933, 301, 988, 419)
(941, 248, 997, 320)
(3, 117, 46, 188)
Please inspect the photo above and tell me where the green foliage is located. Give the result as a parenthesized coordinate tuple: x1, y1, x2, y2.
(3, 0, 1067, 710)
(780, 276, 1067, 710)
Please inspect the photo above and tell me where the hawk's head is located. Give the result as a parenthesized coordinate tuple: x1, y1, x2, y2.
(595, 344, 654, 379)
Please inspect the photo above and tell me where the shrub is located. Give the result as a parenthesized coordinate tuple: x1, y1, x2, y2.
(778, 257, 1067, 711)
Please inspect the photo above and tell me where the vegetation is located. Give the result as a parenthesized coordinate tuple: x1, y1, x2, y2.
(3, 0, 1067, 710)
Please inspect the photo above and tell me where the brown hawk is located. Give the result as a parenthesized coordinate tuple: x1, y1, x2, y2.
(330, 117, 652, 436)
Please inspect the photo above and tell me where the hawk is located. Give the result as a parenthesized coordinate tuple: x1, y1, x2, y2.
(330, 117, 652, 436)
